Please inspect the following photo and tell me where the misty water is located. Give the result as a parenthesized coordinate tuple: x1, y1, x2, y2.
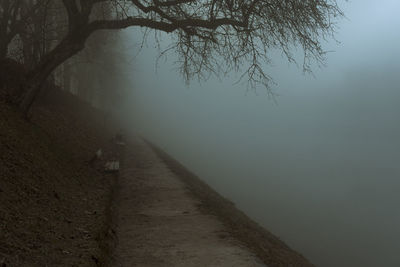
(119, 1, 400, 266)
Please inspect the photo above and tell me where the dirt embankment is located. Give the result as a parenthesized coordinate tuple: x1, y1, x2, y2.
(148, 142, 315, 267)
(0, 89, 118, 266)
(0, 61, 313, 266)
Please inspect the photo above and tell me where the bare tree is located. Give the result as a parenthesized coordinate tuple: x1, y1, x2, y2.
(0, 0, 49, 61)
(0, 0, 25, 59)
(71, 30, 128, 109)
(15, 0, 343, 116)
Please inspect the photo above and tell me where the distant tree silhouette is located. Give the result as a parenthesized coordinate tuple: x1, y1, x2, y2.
(9, 0, 343, 115)
(71, 30, 129, 110)
(0, 0, 46, 60)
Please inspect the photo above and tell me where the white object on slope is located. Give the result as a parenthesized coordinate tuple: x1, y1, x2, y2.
(105, 161, 119, 172)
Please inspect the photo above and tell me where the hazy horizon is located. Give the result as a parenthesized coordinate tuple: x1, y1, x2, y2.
(118, 1, 400, 266)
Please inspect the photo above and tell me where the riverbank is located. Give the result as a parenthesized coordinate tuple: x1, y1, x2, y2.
(112, 137, 268, 266)
(0, 90, 117, 266)
(149, 141, 315, 267)
(1, 88, 314, 266)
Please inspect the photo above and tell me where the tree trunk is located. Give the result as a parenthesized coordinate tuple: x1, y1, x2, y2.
(0, 31, 12, 60)
(63, 61, 72, 93)
(0, 41, 8, 60)
(21, 32, 35, 70)
(19, 36, 86, 116)
(76, 63, 94, 103)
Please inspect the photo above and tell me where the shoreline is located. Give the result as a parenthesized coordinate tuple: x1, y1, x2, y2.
(147, 140, 314, 267)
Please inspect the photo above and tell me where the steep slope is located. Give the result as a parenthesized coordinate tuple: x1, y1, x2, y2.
(0, 90, 117, 266)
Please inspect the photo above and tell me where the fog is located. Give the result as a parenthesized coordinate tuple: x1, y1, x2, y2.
(119, 1, 400, 266)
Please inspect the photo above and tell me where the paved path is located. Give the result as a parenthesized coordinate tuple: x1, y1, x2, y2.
(113, 138, 266, 266)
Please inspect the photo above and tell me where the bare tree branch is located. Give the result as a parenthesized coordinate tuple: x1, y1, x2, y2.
(8, 0, 344, 114)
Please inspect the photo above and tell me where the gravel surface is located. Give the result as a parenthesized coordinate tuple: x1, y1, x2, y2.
(113, 137, 267, 267)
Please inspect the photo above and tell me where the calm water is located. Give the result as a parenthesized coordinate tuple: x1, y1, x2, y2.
(123, 1, 400, 265)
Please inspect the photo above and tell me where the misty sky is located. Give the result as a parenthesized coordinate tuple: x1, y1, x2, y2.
(118, 1, 400, 266)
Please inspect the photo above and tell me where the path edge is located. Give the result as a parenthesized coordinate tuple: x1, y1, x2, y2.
(145, 139, 315, 267)
(98, 144, 124, 267)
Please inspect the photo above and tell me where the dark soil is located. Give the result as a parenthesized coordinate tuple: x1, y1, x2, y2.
(0, 62, 314, 266)
(0, 89, 118, 266)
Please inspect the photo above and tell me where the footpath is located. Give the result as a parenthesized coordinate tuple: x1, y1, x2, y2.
(112, 137, 266, 266)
